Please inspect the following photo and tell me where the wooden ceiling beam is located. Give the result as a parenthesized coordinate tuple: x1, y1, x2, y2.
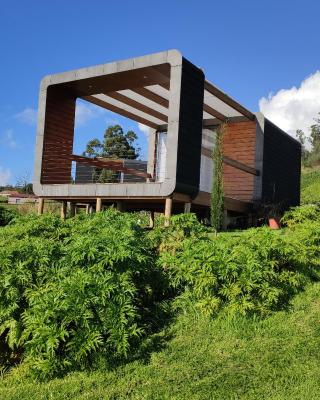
(105, 91, 168, 122)
(203, 104, 227, 122)
(81, 95, 159, 129)
(67, 65, 171, 97)
(131, 87, 169, 108)
(204, 81, 255, 121)
(159, 82, 170, 90)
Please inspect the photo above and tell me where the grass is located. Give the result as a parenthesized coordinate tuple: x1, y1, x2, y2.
(1, 168, 319, 398)
(2, 282, 320, 399)
(301, 168, 320, 204)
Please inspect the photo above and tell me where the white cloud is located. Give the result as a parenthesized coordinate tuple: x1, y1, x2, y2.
(259, 71, 320, 140)
(0, 167, 11, 186)
(1, 129, 18, 149)
(15, 107, 37, 125)
(75, 101, 97, 126)
(138, 123, 150, 136)
(75, 100, 110, 127)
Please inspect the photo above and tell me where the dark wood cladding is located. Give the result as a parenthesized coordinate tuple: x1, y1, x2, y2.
(222, 120, 257, 201)
(261, 119, 301, 207)
(175, 58, 204, 195)
(41, 86, 76, 184)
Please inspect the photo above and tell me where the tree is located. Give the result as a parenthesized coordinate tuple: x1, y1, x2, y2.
(296, 129, 310, 166)
(83, 125, 141, 183)
(16, 171, 34, 194)
(309, 114, 320, 152)
(210, 124, 225, 231)
(296, 113, 320, 167)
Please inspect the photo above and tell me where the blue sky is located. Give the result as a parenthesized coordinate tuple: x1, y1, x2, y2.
(1, 0, 320, 185)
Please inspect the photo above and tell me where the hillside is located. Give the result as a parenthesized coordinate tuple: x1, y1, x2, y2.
(0, 204, 319, 399)
(301, 167, 320, 204)
(1, 283, 320, 399)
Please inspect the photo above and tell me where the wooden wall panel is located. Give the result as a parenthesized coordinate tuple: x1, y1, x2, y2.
(41, 87, 76, 184)
(222, 120, 257, 201)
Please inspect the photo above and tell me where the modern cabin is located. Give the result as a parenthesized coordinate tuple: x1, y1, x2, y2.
(33, 50, 301, 224)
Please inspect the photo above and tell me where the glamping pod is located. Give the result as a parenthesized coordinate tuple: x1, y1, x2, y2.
(33, 50, 301, 222)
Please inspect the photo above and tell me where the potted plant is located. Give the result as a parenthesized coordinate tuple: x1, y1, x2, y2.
(265, 203, 282, 229)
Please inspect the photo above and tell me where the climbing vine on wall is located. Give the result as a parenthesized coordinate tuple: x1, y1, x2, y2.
(210, 123, 226, 230)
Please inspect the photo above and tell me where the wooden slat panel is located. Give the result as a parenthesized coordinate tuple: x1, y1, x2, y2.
(222, 120, 257, 201)
(41, 88, 75, 184)
(201, 147, 259, 176)
(70, 154, 151, 179)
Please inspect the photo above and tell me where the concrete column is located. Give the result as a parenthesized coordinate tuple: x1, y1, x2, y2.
(85, 204, 90, 214)
(116, 201, 125, 212)
(164, 198, 173, 227)
(37, 198, 44, 215)
(184, 202, 191, 213)
(61, 201, 67, 220)
(69, 202, 76, 217)
(96, 198, 102, 212)
(149, 211, 155, 228)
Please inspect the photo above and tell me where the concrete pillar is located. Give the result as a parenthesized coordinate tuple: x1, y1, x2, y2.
(149, 211, 155, 228)
(85, 204, 90, 214)
(69, 202, 76, 217)
(61, 201, 67, 220)
(116, 201, 125, 212)
(96, 198, 102, 212)
(184, 202, 191, 213)
(37, 198, 44, 215)
(164, 198, 173, 227)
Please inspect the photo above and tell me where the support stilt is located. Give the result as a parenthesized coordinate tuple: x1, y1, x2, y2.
(184, 202, 191, 213)
(69, 202, 76, 217)
(85, 204, 90, 214)
(164, 198, 173, 227)
(61, 201, 67, 220)
(37, 198, 44, 215)
(96, 198, 102, 212)
(116, 201, 124, 212)
(149, 211, 155, 228)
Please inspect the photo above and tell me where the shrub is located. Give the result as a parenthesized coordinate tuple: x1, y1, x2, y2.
(0, 210, 166, 378)
(158, 214, 320, 317)
(0, 206, 17, 226)
(281, 205, 320, 228)
(1, 208, 320, 379)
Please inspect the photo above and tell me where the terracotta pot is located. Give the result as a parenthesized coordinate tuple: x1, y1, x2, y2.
(269, 218, 280, 229)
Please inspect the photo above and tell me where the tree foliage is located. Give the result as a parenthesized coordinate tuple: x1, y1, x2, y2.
(0, 210, 166, 378)
(296, 113, 320, 167)
(83, 125, 140, 183)
(158, 209, 320, 317)
(210, 124, 225, 230)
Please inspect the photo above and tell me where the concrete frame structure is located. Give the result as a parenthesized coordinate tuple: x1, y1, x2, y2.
(33, 50, 301, 222)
